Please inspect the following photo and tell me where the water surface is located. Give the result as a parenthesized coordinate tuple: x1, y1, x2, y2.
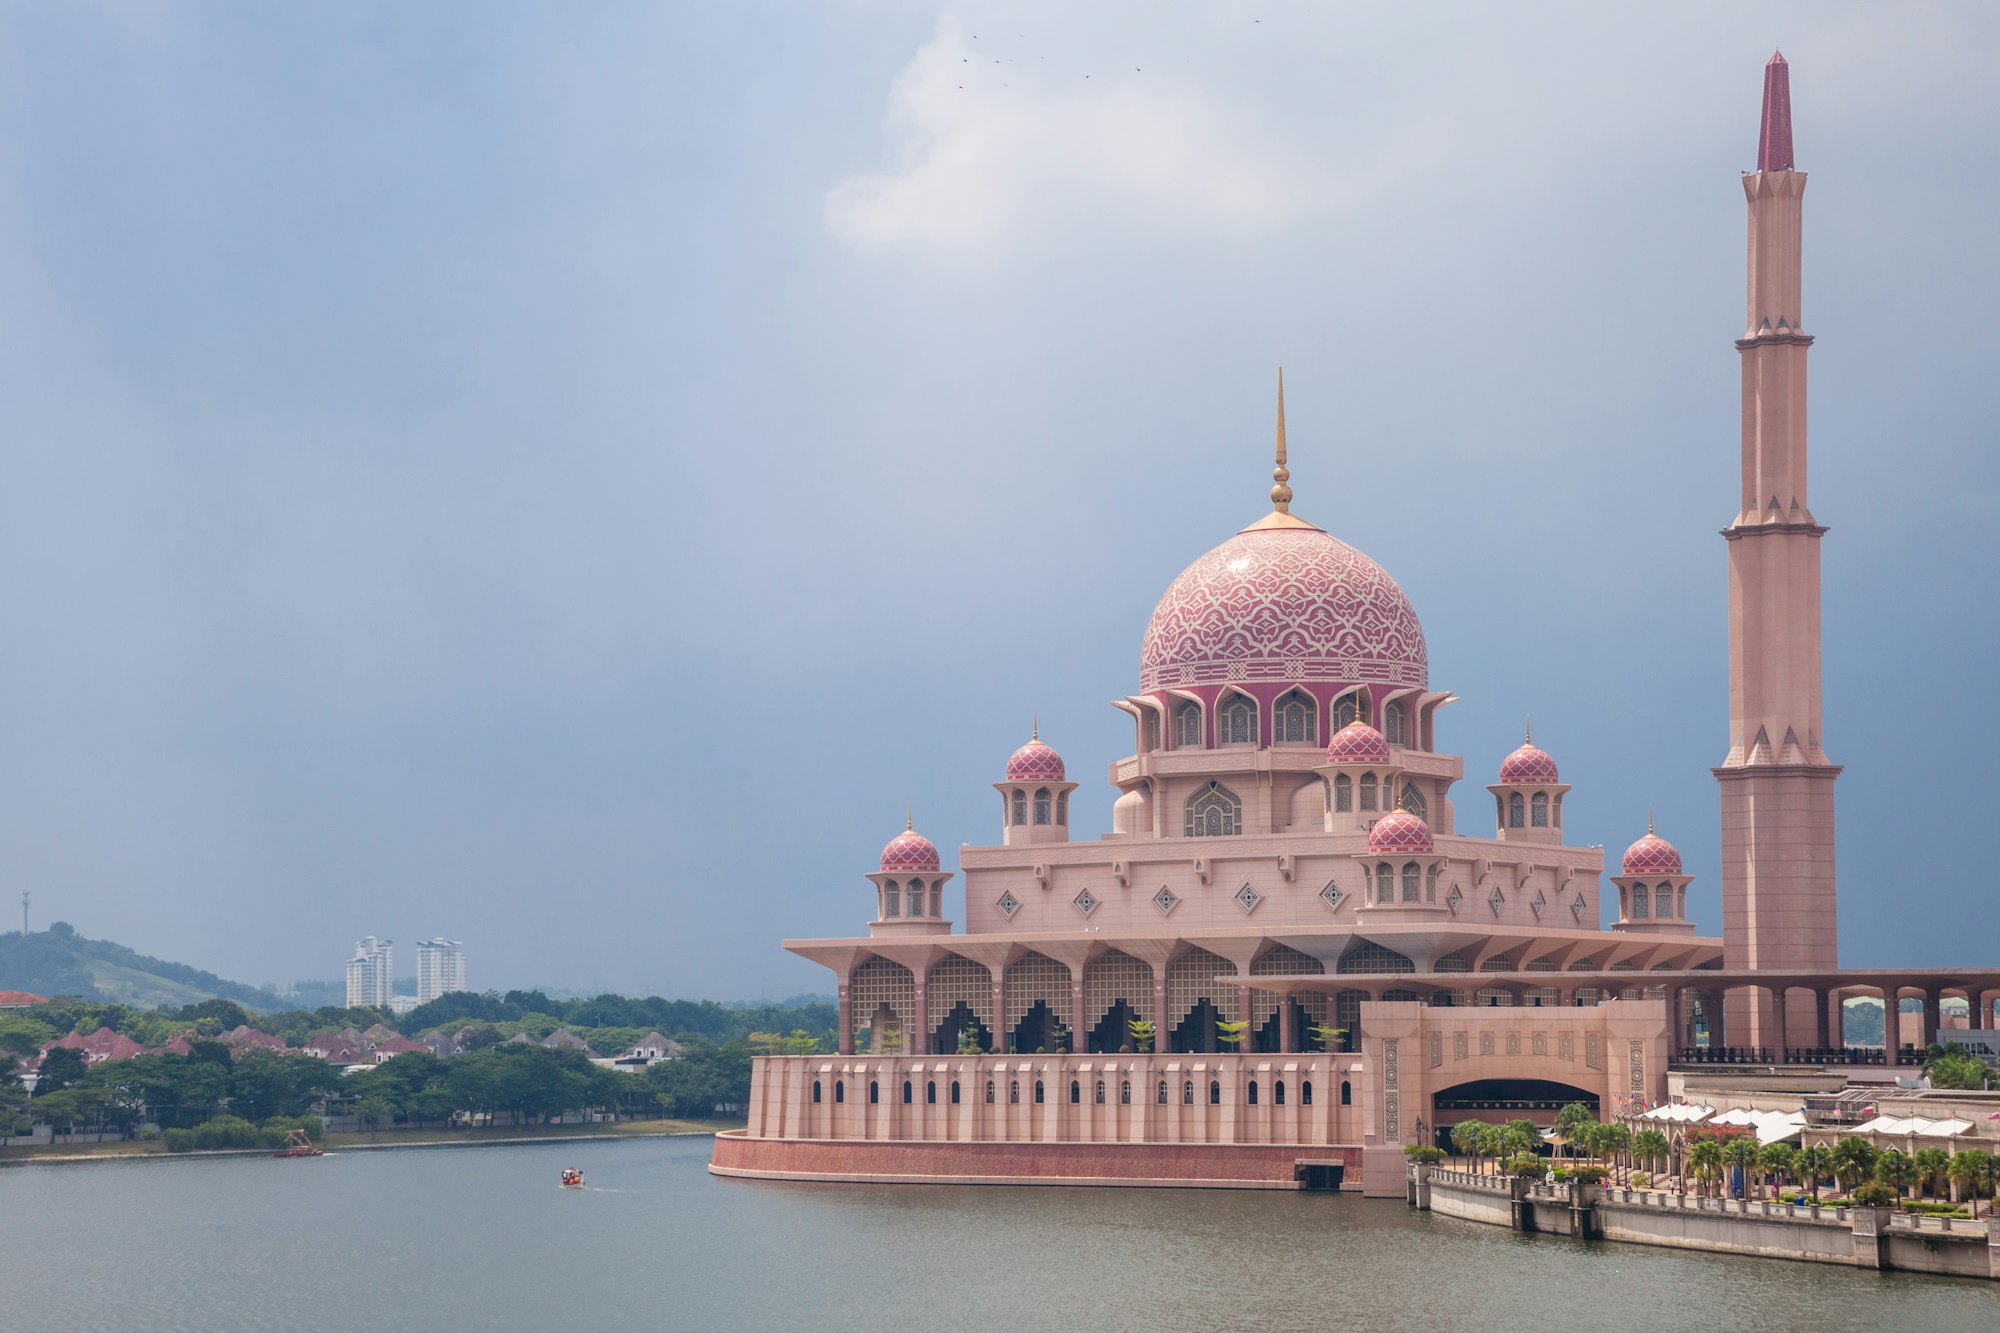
(5, 1136, 1996, 1331)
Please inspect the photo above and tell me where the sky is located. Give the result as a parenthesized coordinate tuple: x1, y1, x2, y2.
(1, 2, 1996, 1000)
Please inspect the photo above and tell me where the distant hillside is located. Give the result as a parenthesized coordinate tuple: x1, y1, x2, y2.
(0, 923, 279, 1011)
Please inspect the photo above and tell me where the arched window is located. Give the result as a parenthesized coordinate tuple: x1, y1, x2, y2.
(906, 882, 925, 916)
(947, 1081, 957, 1105)
(1402, 862, 1421, 903)
(1209, 1080, 1221, 1106)
(1274, 690, 1315, 744)
(869, 1081, 879, 1104)
(1120, 1080, 1131, 1105)
(1174, 701, 1202, 748)
(1334, 774, 1353, 812)
(1248, 1080, 1259, 1106)
(902, 1080, 913, 1103)
(812, 1080, 822, 1103)
(1655, 884, 1674, 918)
(1631, 887, 1649, 919)
(1010, 790, 1027, 825)
(1425, 866, 1439, 903)
(835, 1080, 845, 1103)
(1184, 782, 1242, 837)
(1335, 694, 1362, 730)
(1095, 1080, 1106, 1105)
(1219, 693, 1256, 745)
(1340, 1080, 1352, 1105)
(1010, 1080, 1020, 1104)
(1376, 862, 1394, 904)
(1033, 788, 1051, 825)
(883, 883, 901, 918)
(1275, 1080, 1286, 1106)
(984, 1080, 994, 1104)
(1183, 1080, 1194, 1105)
(1531, 792, 1549, 827)
(1400, 782, 1426, 820)
(1384, 701, 1406, 746)
(1034, 1080, 1044, 1104)
(1360, 774, 1378, 812)
(930, 886, 942, 917)
(1302, 1080, 1314, 1106)
(1508, 792, 1525, 828)
(1157, 1080, 1167, 1105)
(1056, 792, 1068, 826)
(1069, 1080, 1080, 1105)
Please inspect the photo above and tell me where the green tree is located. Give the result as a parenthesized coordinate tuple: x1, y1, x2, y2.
(1688, 1139, 1725, 1197)
(1125, 1019, 1154, 1054)
(1947, 1147, 1991, 1212)
(1830, 1136, 1879, 1192)
(1451, 1120, 1483, 1166)
(1632, 1128, 1670, 1178)
(1727, 1137, 1761, 1198)
(1214, 1020, 1249, 1049)
(1910, 1146, 1951, 1201)
(1307, 1023, 1346, 1053)
(1795, 1144, 1831, 1204)
(1874, 1148, 1916, 1198)
(1925, 1053, 1993, 1091)
(1553, 1103, 1595, 1156)
(1597, 1123, 1632, 1183)
(1759, 1141, 1798, 1194)
(355, 1096, 394, 1140)
(34, 1046, 87, 1096)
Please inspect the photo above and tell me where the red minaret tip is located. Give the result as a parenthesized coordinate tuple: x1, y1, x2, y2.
(1757, 50, 1794, 172)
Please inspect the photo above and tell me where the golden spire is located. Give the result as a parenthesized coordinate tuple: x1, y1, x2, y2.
(906, 805, 913, 832)
(1525, 715, 1532, 745)
(1648, 808, 1655, 836)
(1270, 367, 1292, 513)
(1032, 714, 1039, 742)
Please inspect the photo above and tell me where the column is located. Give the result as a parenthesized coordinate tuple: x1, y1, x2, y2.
(837, 977, 853, 1055)
(1280, 991, 1297, 1054)
(1923, 988, 1941, 1051)
(912, 978, 928, 1055)
(1706, 990, 1727, 1050)
(1153, 972, 1169, 1054)
(991, 974, 1007, 1053)
(1768, 986, 1789, 1061)
(1069, 977, 1086, 1054)
(1813, 988, 1831, 1051)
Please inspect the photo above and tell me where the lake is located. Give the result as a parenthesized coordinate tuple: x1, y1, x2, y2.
(5, 1135, 1998, 1330)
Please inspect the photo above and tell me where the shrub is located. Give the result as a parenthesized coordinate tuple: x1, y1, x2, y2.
(1901, 1200, 1972, 1218)
(1630, 1171, 1652, 1190)
(1403, 1145, 1446, 1163)
(163, 1128, 195, 1153)
(1506, 1155, 1545, 1179)
(1850, 1182, 1899, 1207)
(1567, 1165, 1610, 1183)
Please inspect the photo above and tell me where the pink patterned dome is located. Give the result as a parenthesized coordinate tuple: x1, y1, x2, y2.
(1005, 739, 1065, 783)
(880, 826, 941, 873)
(1326, 720, 1391, 766)
(1139, 521, 1426, 693)
(1622, 829, 1683, 876)
(1367, 808, 1434, 854)
(1498, 741, 1559, 785)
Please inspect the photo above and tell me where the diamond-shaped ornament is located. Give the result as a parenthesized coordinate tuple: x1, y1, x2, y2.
(996, 891, 1019, 919)
(1320, 881, 1344, 911)
(1532, 889, 1546, 919)
(1153, 885, 1177, 915)
(1571, 893, 1586, 922)
(1235, 883, 1260, 914)
(1073, 887, 1098, 917)
(1489, 886, 1505, 915)
(1446, 884, 1462, 912)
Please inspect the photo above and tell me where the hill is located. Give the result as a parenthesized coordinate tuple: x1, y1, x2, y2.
(0, 923, 280, 1011)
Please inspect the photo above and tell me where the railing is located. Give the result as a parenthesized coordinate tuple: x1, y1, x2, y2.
(1675, 1045, 1925, 1068)
(1597, 1187, 1849, 1224)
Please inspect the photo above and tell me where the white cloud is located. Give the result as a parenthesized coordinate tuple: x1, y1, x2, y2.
(827, 16, 1399, 262)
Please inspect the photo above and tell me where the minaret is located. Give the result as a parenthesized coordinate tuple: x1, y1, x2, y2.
(1715, 52, 1841, 1050)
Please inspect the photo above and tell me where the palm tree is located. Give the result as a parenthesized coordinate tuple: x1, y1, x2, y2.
(1911, 1147, 1951, 1202)
(1633, 1128, 1670, 1181)
(1795, 1144, 1831, 1204)
(1451, 1120, 1482, 1168)
(1875, 1148, 1916, 1198)
(1759, 1141, 1798, 1197)
(1475, 1122, 1507, 1174)
(1830, 1136, 1878, 1194)
(1689, 1139, 1725, 1197)
(1948, 1148, 1992, 1215)
(1554, 1103, 1595, 1158)
(1598, 1123, 1632, 1184)
(1727, 1137, 1761, 1199)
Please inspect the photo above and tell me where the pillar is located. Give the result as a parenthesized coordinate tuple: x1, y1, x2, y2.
(1923, 989, 1941, 1051)
(1153, 973, 1169, 1053)
(1069, 978, 1085, 1054)
(912, 978, 928, 1055)
(1281, 991, 1297, 1054)
(1768, 986, 1789, 1061)
(1813, 988, 1831, 1050)
(837, 976, 854, 1055)
(991, 974, 1007, 1052)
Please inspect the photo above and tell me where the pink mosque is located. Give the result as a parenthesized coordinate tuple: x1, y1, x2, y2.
(711, 55, 2000, 1195)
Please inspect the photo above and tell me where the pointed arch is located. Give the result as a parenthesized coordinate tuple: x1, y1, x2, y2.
(1173, 699, 1203, 749)
(1218, 691, 1257, 746)
(1273, 689, 1316, 745)
(1184, 781, 1242, 837)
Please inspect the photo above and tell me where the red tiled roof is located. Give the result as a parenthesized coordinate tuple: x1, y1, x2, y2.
(0, 989, 50, 1007)
(47, 1027, 148, 1062)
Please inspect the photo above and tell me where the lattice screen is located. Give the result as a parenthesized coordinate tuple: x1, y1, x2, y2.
(925, 955, 994, 1032)
(1165, 948, 1236, 1027)
(1336, 940, 1416, 974)
(1003, 951, 1070, 1030)
(1083, 950, 1152, 1028)
(851, 956, 915, 1051)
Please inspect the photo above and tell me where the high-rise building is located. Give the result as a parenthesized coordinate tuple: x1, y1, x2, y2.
(345, 936, 394, 1009)
(415, 938, 466, 1003)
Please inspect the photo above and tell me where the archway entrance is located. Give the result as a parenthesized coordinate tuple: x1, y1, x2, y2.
(1009, 999, 1065, 1054)
(1429, 1078, 1600, 1147)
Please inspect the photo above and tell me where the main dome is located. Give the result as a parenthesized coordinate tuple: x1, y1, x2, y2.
(1140, 520, 1427, 693)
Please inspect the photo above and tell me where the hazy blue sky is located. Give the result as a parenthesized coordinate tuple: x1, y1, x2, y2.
(2, 3, 1995, 999)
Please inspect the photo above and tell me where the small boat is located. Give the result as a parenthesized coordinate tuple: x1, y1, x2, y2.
(560, 1168, 585, 1189)
(274, 1128, 323, 1158)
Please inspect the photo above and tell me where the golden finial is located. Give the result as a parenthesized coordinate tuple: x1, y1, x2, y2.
(1270, 367, 1292, 513)
(1524, 715, 1532, 745)
(1648, 808, 1655, 836)
(906, 805, 913, 832)
(1032, 714, 1039, 742)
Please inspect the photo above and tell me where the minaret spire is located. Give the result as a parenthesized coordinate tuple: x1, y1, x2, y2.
(1270, 368, 1292, 514)
(1757, 50, 1794, 173)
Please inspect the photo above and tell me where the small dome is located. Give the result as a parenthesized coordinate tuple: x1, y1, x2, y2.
(1368, 808, 1434, 854)
(1327, 720, 1391, 766)
(1622, 829, 1682, 876)
(880, 826, 940, 873)
(1499, 741, 1559, 785)
(1006, 739, 1065, 783)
